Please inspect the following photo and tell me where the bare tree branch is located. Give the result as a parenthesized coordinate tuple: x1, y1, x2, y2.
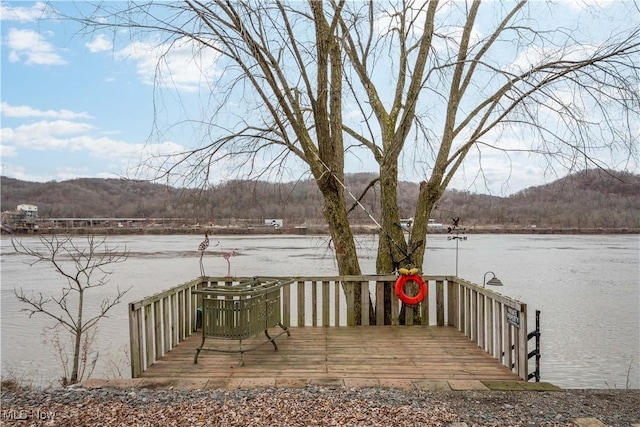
(63, 1, 639, 324)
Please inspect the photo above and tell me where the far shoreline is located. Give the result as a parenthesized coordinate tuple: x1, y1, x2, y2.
(2, 225, 638, 236)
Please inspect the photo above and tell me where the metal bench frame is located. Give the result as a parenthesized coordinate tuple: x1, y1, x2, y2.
(193, 278, 293, 366)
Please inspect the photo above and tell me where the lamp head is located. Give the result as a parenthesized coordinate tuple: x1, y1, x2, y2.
(483, 271, 504, 287)
(486, 276, 503, 287)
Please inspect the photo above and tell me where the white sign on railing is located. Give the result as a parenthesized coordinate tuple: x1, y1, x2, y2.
(506, 307, 520, 328)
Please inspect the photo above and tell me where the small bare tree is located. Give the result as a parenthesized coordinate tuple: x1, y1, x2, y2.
(11, 234, 130, 386)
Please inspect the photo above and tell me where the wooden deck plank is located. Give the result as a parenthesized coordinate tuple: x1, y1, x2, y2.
(138, 326, 521, 382)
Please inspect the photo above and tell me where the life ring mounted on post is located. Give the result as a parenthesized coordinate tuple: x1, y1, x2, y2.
(395, 269, 427, 306)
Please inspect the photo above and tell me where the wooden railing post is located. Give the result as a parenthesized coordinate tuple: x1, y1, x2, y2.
(359, 281, 369, 326)
(448, 279, 457, 328)
(129, 302, 142, 378)
(176, 291, 182, 341)
(478, 292, 485, 350)
(297, 280, 306, 327)
(420, 278, 429, 326)
(153, 301, 162, 359)
(517, 303, 529, 379)
(391, 285, 400, 325)
(345, 280, 356, 326)
(487, 298, 495, 356)
(436, 280, 444, 326)
(496, 303, 503, 364)
(186, 287, 193, 335)
(312, 281, 318, 327)
(375, 280, 385, 326)
(322, 281, 330, 326)
(282, 282, 291, 326)
(162, 296, 170, 354)
(334, 280, 341, 326)
(170, 292, 178, 347)
(503, 308, 513, 371)
(463, 286, 471, 336)
(144, 304, 154, 369)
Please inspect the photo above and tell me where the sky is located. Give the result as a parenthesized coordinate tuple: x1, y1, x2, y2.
(1, 1, 638, 196)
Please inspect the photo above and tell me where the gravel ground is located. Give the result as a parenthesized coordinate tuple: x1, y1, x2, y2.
(1, 386, 639, 426)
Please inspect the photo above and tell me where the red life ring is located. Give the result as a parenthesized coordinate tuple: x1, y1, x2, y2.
(395, 274, 427, 306)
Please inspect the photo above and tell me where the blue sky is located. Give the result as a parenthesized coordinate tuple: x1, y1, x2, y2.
(1, 1, 638, 196)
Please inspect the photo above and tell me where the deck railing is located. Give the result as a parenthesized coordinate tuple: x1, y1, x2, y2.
(129, 275, 530, 380)
(444, 277, 530, 381)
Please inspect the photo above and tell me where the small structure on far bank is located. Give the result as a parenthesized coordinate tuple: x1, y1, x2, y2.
(1, 204, 39, 233)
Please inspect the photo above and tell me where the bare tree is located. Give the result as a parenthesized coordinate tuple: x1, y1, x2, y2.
(12, 234, 130, 385)
(68, 1, 639, 323)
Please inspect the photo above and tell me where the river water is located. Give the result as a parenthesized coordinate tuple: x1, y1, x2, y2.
(1, 234, 638, 389)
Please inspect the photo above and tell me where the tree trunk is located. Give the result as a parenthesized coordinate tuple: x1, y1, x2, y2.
(310, 2, 372, 325)
(375, 161, 411, 324)
(410, 179, 442, 269)
(70, 288, 84, 385)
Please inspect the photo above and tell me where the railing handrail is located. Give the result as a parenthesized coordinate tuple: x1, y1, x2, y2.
(128, 274, 533, 382)
(129, 278, 201, 310)
(452, 277, 524, 310)
(129, 275, 455, 308)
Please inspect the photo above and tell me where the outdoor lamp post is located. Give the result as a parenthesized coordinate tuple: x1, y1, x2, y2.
(483, 271, 504, 288)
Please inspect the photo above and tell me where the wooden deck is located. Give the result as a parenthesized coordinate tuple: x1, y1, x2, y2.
(137, 325, 522, 387)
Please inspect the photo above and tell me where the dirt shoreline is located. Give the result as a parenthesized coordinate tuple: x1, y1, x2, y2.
(1, 387, 639, 426)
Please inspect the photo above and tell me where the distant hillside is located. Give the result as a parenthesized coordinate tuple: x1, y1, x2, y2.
(0, 177, 182, 218)
(436, 169, 640, 229)
(1, 169, 638, 229)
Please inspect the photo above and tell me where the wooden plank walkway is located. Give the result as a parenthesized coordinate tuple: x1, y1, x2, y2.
(136, 326, 522, 387)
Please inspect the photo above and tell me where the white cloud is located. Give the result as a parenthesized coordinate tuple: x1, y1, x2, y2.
(433, 148, 549, 196)
(2, 120, 94, 150)
(1, 102, 93, 120)
(84, 137, 184, 161)
(2, 116, 186, 160)
(1, 144, 17, 157)
(5, 28, 66, 65)
(0, 163, 30, 181)
(1, 97, 192, 182)
(373, 3, 482, 51)
(508, 43, 600, 75)
(1, 162, 114, 183)
(560, 0, 616, 11)
(115, 36, 222, 93)
(0, 2, 51, 22)
(86, 34, 112, 53)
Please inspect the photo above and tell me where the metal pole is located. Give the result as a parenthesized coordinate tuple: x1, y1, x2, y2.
(535, 310, 541, 382)
(455, 239, 459, 276)
(447, 218, 466, 277)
